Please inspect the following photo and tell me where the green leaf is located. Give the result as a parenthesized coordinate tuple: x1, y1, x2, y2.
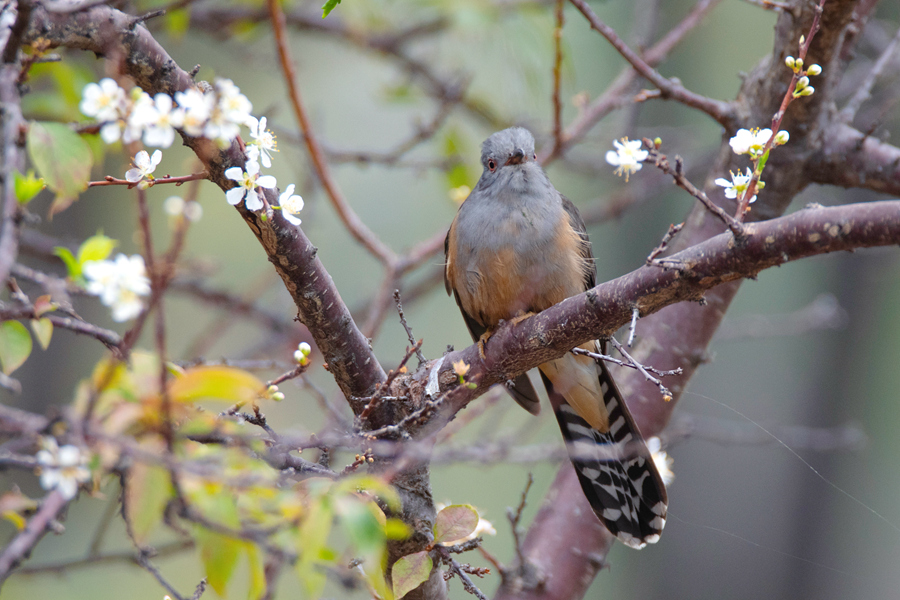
(392, 551, 432, 599)
(334, 474, 401, 511)
(30, 318, 53, 350)
(26, 121, 93, 217)
(443, 130, 474, 192)
(193, 490, 242, 597)
(53, 246, 80, 279)
(245, 542, 266, 600)
(757, 149, 770, 174)
(168, 366, 265, 404)
(13, 170, 45, 204)
(196, 527, 241, 597)
(77, 234, 116, 265)
(165, 8, 190, 38)
(385, 518, 412, 540)
(125, 458, 173, 543)
(335, 497, 385, 559)
(433, 504, 479, 545)
(322, 0, 341, 18)
(295, 497, 332, 599)
(0, 321, 32, 375)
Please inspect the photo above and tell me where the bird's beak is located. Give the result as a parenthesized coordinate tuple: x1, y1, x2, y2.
(505, 148, 526, 165)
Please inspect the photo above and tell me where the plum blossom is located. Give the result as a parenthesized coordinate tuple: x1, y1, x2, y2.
(715, 168, 757, 205)
(646, 437, 674, 486)
(278, 184, 304, 225)
(125, 150, 163, 188)
(224, 160, 276, 211)
(605, 137, 648, 181)
(729, 128, 777, 157)
(83, 254, 151, 322)
(132, 93, 185, 148)
(246, 116, 278, 168)
(175, 88, 214, 137)
(79, 78, 125, 122)
(36, 438, 91, 500)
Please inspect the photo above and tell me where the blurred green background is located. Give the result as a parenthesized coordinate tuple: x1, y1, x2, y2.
(3, 0, 900, 598)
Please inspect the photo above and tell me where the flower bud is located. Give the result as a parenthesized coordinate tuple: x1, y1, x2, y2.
(785, 56, 796, 70)
(806, 64, 822, 76)
(797, 76, 809, 89)
(800, 86, 815, 96)
(774, 130, 790, 145)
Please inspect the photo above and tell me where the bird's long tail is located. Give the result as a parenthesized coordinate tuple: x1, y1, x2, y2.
(546, 359, 668, 549)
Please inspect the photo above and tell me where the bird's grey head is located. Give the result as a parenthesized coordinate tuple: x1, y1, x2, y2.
(480, 127, 537, 173)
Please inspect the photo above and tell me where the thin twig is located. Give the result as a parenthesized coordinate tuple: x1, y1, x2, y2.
(608, 337, 673, 401)
(88, 171, 208, 188)
(569, 0, 734, 127)
(266, 0, 395, 264)
(736, 0, 827, 218)
(643, 144, 744, 237)
(645, 221, 685, 264)
(841, 24, 900, 123)
(551, 0, 565, 153)
(393, 290, 426, 367)
(507, 473, 533, 568)
(356, 340, 423, 422)
(627, 306, 639, 346)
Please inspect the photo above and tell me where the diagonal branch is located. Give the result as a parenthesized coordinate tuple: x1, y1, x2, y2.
(568, 0, 736, 127)
(808, 122, 900, 195)
(398, 200, 900, 438)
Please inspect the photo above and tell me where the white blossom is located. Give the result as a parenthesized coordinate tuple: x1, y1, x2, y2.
(246, 116, 278, 168)
(133, 93, 185, 148)
(83, 254, 151, 322)
(729, 128, 772, 157)
(36, 438, 91, 500)
(125, 150, 163, 187)
(714, 168, 757, 204)
(163, 195, 185, 216)
(278, 184, 304, 226)
(164, 195, 202, 222)
(80, 78, 125, 122)
(646, 437, 674, 486)
(175, 88, 214, 137)
(183, 201, 203, 222)
(605, 138, 648, 181)
(224, 160, 276, 211)
(215, 78, 253, 124)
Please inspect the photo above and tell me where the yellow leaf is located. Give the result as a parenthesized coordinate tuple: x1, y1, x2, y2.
(168, 366, 265, 404)
(31, 318, 53, 350)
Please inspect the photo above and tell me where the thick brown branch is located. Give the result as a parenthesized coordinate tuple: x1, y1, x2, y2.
(808, 123, 900, 194)
(417, 200, 900, 435)
(23, 3, 386, 401)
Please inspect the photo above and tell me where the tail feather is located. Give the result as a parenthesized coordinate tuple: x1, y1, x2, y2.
(551, 362, 668, 549)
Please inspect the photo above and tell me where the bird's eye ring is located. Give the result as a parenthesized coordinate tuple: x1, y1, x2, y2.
(487, 159, 497, 172)
(533, 153, 537, 160)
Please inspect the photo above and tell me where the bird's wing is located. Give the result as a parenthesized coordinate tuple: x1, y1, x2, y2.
(560, 193, 596, 291)
(445, 223, 541, 414)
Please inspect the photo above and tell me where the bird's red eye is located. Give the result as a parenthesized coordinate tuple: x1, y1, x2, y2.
(488, 159, 497, 171)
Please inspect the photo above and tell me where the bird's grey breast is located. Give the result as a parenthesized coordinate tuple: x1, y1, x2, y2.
(454, 179, 563, 278)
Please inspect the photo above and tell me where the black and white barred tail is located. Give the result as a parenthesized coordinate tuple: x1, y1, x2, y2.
(553, 362, 668, 549)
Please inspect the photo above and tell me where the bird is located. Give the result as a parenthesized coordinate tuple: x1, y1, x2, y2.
(444, 127, 667, 549)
